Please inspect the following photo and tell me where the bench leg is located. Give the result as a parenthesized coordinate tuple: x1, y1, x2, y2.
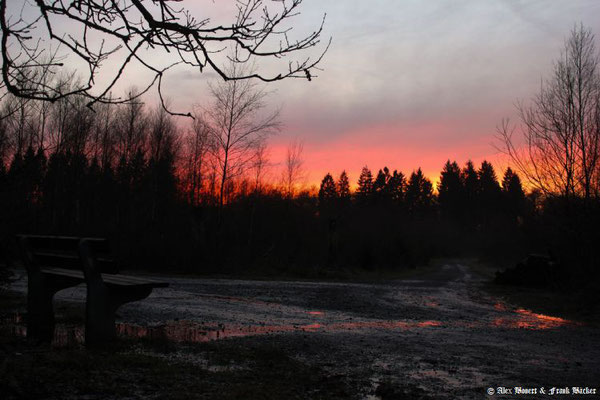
(27, 276, 55, 344)
(85, 284, 153, 347)
(27, 274, 82, 344)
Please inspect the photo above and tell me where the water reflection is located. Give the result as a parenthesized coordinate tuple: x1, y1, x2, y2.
(3, 312, 443, 346)
(2, 303, 580, 347)
(2, 313, 85, 347)
(117, 318, 443, 342)
(491, 307, 579, 330)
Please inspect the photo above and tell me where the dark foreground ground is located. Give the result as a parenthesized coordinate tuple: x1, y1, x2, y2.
(1, 260, 599, 399)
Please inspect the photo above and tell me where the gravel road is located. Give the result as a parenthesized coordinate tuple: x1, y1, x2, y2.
(7, 261, 600, 399)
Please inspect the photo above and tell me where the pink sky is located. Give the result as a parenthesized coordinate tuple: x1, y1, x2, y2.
(267, 118, 507, 189)
(157, 1, 600, 188)
(11, 1, 600, 188)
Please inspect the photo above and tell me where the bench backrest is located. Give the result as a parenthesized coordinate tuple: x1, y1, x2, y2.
(17, 235, 118, 274)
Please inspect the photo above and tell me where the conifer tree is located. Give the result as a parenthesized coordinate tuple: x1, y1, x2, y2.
(502, 167, 526, 217)
(477, 160, 502, 225)
(438, 160, 463, 220)
(373, 167, 392, 201)
(388, 170, 406, 203)
(337, 170, 351, 201)
(461, 160, 479, 221)
(6, 151, 26, 230)
(66, 150, 89, 229)
(84, 157, 103, 227)
(406, 168, 434, 215)
(478, 161, 501, 196)
(356, 166, 373, 201)
(502, 168, 524, 196)
(318, 173, 338, 204)
(8, 152, 23, 181)
(21, 146, 43, 206)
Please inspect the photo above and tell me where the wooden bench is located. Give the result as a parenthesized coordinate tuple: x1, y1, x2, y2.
(17, 235, 169, 346)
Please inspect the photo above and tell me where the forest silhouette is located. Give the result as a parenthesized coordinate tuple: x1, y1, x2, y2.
(1, 18, 599, 295)
(1, 100, 597, 292)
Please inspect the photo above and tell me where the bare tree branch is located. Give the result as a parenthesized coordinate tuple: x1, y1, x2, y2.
(199, 62, 279, 207)
(0, 0, 329, 116)
(497, 25, 600, 201)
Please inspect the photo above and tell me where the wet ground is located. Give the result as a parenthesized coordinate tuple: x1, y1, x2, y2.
(5, 261, 600, 399)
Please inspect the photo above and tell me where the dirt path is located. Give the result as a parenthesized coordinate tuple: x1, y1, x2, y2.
(7, 261, 600, 399)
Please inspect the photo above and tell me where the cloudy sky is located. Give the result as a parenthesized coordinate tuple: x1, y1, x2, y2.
(17, 0, 600, 187)
(171, 0, 600, 187)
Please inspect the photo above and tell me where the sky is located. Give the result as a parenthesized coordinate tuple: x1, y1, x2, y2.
(13, 0, 600, 188)
(167, 0, 600, 188)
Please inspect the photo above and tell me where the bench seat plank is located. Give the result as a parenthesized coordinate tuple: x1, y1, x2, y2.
(40, 268, 168, 288)
(102, 274, 169, 288)
(41, 267, 84, 280)
(36, 252, 114, 263)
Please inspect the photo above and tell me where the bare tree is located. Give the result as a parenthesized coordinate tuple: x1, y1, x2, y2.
(89, 98, 117, 169)
(44, 75, 96, 154)
(147, 103, 180, 220)
(251, 141, 270, 194)
(0, 0, 329, 114)
(148, 103, 177, 162)
(0, 99, 13, 162)
(200, 63, 280, 207)
(1, 95, 33, 155)
(498, 25, 600, 201)
(281, 138, 305, 198)
(114, 88, 148, 162)
(182, 115, 211, 205)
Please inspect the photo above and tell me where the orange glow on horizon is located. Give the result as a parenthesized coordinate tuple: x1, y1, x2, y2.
(268, 140, 499, 193)
(267, 118, 505, 192)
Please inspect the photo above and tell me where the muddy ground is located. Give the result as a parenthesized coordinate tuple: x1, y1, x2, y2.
(3, 260, 600, 399)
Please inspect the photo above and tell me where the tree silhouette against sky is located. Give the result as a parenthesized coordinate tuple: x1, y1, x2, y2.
(0, 0, 329, 115)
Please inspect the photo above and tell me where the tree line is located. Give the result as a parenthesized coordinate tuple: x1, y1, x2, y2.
(312, 161, 533, 271)
(0, 84, 533, 277)
(0, 84, 596, 288)
(1, 24, 599, 290)
(318, 161, 527, 225)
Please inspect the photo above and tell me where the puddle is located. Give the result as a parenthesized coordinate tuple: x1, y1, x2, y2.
(3, 311, 443, 346)
(1, 312, 85, 347)
(1, 302, 579, 347)
(492, 308, 580, 330)
(115, 319, 443, 343)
